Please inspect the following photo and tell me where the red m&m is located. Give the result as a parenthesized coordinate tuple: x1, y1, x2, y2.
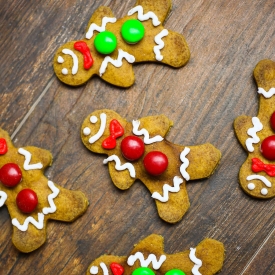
(16, 189, 38, 213)
(260, 135, 275, 161)
(270, 111, 275, 131)
(0, 163, 22, 187)
(143, 151, 168, 176)
(121, 136, 145, 161)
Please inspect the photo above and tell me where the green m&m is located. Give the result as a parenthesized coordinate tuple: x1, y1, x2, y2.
(94, 31, 117, 55)
(121, 19, 145, 44)
(165, 270, 186, 275)
(132, 267, 155, 275)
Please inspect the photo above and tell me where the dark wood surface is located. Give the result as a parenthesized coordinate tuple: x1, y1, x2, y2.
(1, 0, 275, 274)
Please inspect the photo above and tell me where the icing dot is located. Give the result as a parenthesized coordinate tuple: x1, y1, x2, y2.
(62, 68, 68, 75)
(132, 267, 155, 275)
(90, 116, 98, 123)
(94, 31, 117, 55)
(247, 183, 255, 190)
(16, 189, 38, 213)
(90, 266, 98, 274)
(261, 188, 268, 195)
(57, 56, 64, 63)
(121, 19, 145, 44)
(83, 127, 91, 136)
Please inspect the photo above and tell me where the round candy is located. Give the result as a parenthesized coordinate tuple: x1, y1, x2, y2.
(94, 31, 117, 55)
(121, 19, 145, 44)
(132, 267, 155, 275)
(165, 270, 186, 275)
(16, 189, 38, 213)
(143, 151, 168, 176)
(0, 163, 22, 187)
(260, 135, 275, 160)
(270, 111, 275, 131)
(121, 136, 145, 161)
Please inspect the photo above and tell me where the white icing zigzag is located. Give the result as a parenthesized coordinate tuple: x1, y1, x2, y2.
(189, 248, 202, 275)
(86, 17, 117, 39)
(180, 147, 190, 181)
(154, 29, 169, 61)
(127, 252, 166, 270)
(99, 49, 135, 76)
(42, 181, 60, 215)
(245, 117, 263, 152)
(258, 87, 275, 98)
(103, 155, 136, 178)
(132, 120, 163, 144)
(128, 5, 161, 26)
(12, 213, 45, 232)
(18, 148, 43, 170)
(61, 49, 79, 75)
(152, 176, 183, 202)
(89, 113, 107, 144)
(0, 191, 8, 207)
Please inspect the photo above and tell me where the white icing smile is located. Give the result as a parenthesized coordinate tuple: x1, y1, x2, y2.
(246, 174, 272, 196)
(61, 49, 79, 75)
(87, 113, 107, 144)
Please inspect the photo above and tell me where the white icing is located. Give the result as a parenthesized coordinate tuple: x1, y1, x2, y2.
(12, 213, 44, 232)
(261, 188, 268, 195)
(90, 266, 99, 274)
(103, 155, 136, 178)
(86, 17, 117, 39)
(246, 174, 272, 188)
(258, 87, 275, 98)
(152, 176, 183, 202)
(132, 120, 163, 144)
(154, 29, 169, 61)
(42, 181, 60, 215)
(89, 113, 107, 144)
(128, 5, 161, 26)
(99, 263, 109, 275)
(90, 116, 98, 123)
(99, 49, 135, 76)
(189, 248, 202, 275)
(83, 127, 91, 136)
(247, 183, 255, 190)
(127, 252, 166, 270)
(180, 147, 190, 181)
(62, 68, 68, 75)
(0, 191, 8, 207)
(245, 117, 263, 152)
(57, 56, 64, 63)
(18, 148, 43, 170)
(62, 49, 78, 75)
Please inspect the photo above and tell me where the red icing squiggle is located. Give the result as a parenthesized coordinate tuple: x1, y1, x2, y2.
(74, 41, 94, 69)
(110, 263, 124, 275)
(0, 138, 8, 155)
(252, 158, 275, 177)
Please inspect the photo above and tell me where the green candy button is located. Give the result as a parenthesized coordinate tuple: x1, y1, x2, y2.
(165, 270, 186, 275)
(121, 19, 145, 44)
(132, 267, 155, 275)
(94, 31, 117, 55)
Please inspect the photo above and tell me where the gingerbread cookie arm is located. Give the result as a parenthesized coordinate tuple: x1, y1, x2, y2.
(186, 143, 221, 180)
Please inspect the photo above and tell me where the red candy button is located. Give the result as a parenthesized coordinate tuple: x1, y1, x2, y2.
(102, 119, 124, 149)
(110, 263, 124, 275)
(260, 135, 275, 160)
(271, 111, 275, 131)
(121, 136, 145, 161)
(143, 151, 168, 176)
(0, 163, 22, 187)
(0, 138, 8, 155)
(16, 189, 38, 213)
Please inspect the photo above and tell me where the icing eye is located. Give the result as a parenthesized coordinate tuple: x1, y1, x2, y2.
(0, 163, 22, 188)
(132, 267, 155, 275)
(121, 19, 145, 44)
(165, 270, 186, 275)
(94, 31, 117, 55)
(16, 189, 38, 213)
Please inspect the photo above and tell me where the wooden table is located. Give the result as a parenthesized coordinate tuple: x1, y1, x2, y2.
(1, 0, 275, 274)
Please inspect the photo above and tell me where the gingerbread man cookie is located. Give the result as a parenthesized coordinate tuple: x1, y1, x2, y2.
(81, 110, 221, 223)
(86, 234, 225, 275)
(53, 0, 190, 87)
(0, 128, 89, 253)
(234, 60, 275, 198)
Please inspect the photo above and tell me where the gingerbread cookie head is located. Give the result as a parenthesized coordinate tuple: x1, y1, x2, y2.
(234, 59, 275, 198)
(0, 128, 89, 253)
(81, 109, 221, 223)
(53, 0, 190, 87)
(86, 234, 225, 275)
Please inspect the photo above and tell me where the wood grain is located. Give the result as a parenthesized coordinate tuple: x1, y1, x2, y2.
(0, 0, 275, 274)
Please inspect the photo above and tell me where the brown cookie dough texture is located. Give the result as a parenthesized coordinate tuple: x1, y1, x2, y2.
(53, 0, 190, 87)
(81, 110, 221, 223)
(234, 59, 275, 199)
(0, 128, 88, 253)
(86, 234, 225, 275)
